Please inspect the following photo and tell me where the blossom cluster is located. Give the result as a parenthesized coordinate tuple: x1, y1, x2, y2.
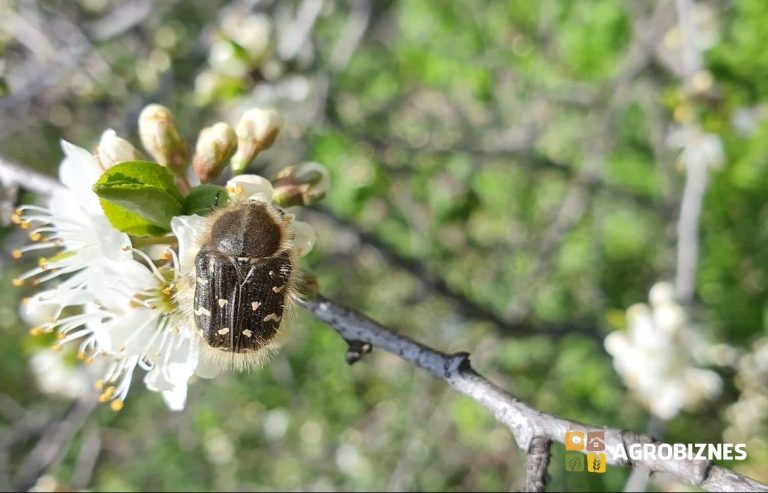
(604, 282, 722, 420)
(13, 105, 327, 411)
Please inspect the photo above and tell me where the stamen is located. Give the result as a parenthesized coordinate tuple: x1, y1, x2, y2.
(110, 400, 124, 412)
(11, 249, 22, 259)
(131, 248, 165, 282)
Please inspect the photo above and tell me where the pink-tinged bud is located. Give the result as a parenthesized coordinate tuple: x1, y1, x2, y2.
(271, 162, 330, 207)
(193, 122, 237, 183)
(138, 104, 189, 173)
(230, 108, 281, 174)
(97, 129, 144, 168)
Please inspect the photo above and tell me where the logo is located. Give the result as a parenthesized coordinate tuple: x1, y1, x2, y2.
(565, 430, 604, 473)
(565, 431, 585, 451)
(565, 429, 749, 474)
(564, 452, 584, 472)
(586, 453, 606, 473)
(586, 431, 605, 452)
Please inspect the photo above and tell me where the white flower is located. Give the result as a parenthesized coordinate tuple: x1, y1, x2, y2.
(13, 140, 131, 314)
(30, 348, 105, 400)
(16, 136, 318, 412)
(604, 282, 722, 420)
(667, 126, 725, 170)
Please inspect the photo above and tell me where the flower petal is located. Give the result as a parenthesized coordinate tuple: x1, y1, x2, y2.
(58, 140, 104, 211)
(161, 384, 188, 411)
(171, 214, 209, 274)
(292, 220, 316, 256)
(226, 174, 273, 203)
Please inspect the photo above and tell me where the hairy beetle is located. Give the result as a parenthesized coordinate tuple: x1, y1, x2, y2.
(193, 200, 297, 370)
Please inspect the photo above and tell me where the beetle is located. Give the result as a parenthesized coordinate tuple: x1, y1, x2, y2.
(192, 199, 298, 371)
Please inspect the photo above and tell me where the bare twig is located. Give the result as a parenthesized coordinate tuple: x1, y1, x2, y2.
(305, 295, 768, 492)
(0, 157, 62, 196)
(70, 423, 102, 491)
(522, 437, 551, 493)
(13, 397, 98, 492)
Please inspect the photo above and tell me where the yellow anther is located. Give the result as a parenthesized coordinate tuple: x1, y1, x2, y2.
(99, 386, 116, 403)
(226, 184, 243, 195)
(11, 249, 22, 259)
(94, 379, 104, 391)
(38, 258, 48, 268)
(12, 278, 24, 287)
(10, 211, 22, 224)
(29, 231, 41, 241)
(29, 327, 43, 336)
(50, 344, 62, 352)
(77, 351, 86, 360)
(20, 221, 31, 230)
(110, 400, 124, 412)
(56, 332, 64, 340)
(162, 286, 173, 295)
(30, 279, 40, 287)
(21, 297, 30, 305)
(84, 356, 94, 365)
(160, 251, 172, 261)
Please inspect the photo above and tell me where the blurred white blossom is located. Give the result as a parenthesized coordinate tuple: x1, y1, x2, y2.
(604, 282, 722, 420)
(724, 338, 768, 443)
(667, 125, 725, 171)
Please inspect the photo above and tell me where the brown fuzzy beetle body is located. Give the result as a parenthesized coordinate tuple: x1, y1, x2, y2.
(192, 201, 298, 371)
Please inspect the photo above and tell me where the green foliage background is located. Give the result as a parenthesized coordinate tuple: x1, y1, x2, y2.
(0, 0, 767, 491)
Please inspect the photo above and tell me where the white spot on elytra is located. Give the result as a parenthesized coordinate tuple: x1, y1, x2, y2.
(272, 285, 285, 293)
(196, 277, 208, 285)
(243, 329, 253, 338)
(218, 327, 230, 335)
(218, 299, 228, 307)
(251, 301, 261, 311)
(238, 257, 250, 262)
(269, 270, 275, 277)
(263, 313, 281, 323)
(194, 306, 211, 317)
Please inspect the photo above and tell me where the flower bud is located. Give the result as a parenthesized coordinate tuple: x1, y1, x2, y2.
(97, 129, 144, 168)
(193, 122, 237, 183)
(230, 108, 281, 174)
(271, 162, 330, 207)
(138, 104, 189, 173)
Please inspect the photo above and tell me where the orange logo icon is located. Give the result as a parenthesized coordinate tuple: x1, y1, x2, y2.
(587, 453, 607, 473)
(565, 431, 585, 451)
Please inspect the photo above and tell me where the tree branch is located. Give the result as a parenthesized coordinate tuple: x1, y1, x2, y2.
(523, 436, 551, 492)
(304, 295, 768, 492)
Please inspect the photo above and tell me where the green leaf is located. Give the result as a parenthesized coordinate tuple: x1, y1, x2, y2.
(183, 184, 230, 216)
(93, 161, 184, 236)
